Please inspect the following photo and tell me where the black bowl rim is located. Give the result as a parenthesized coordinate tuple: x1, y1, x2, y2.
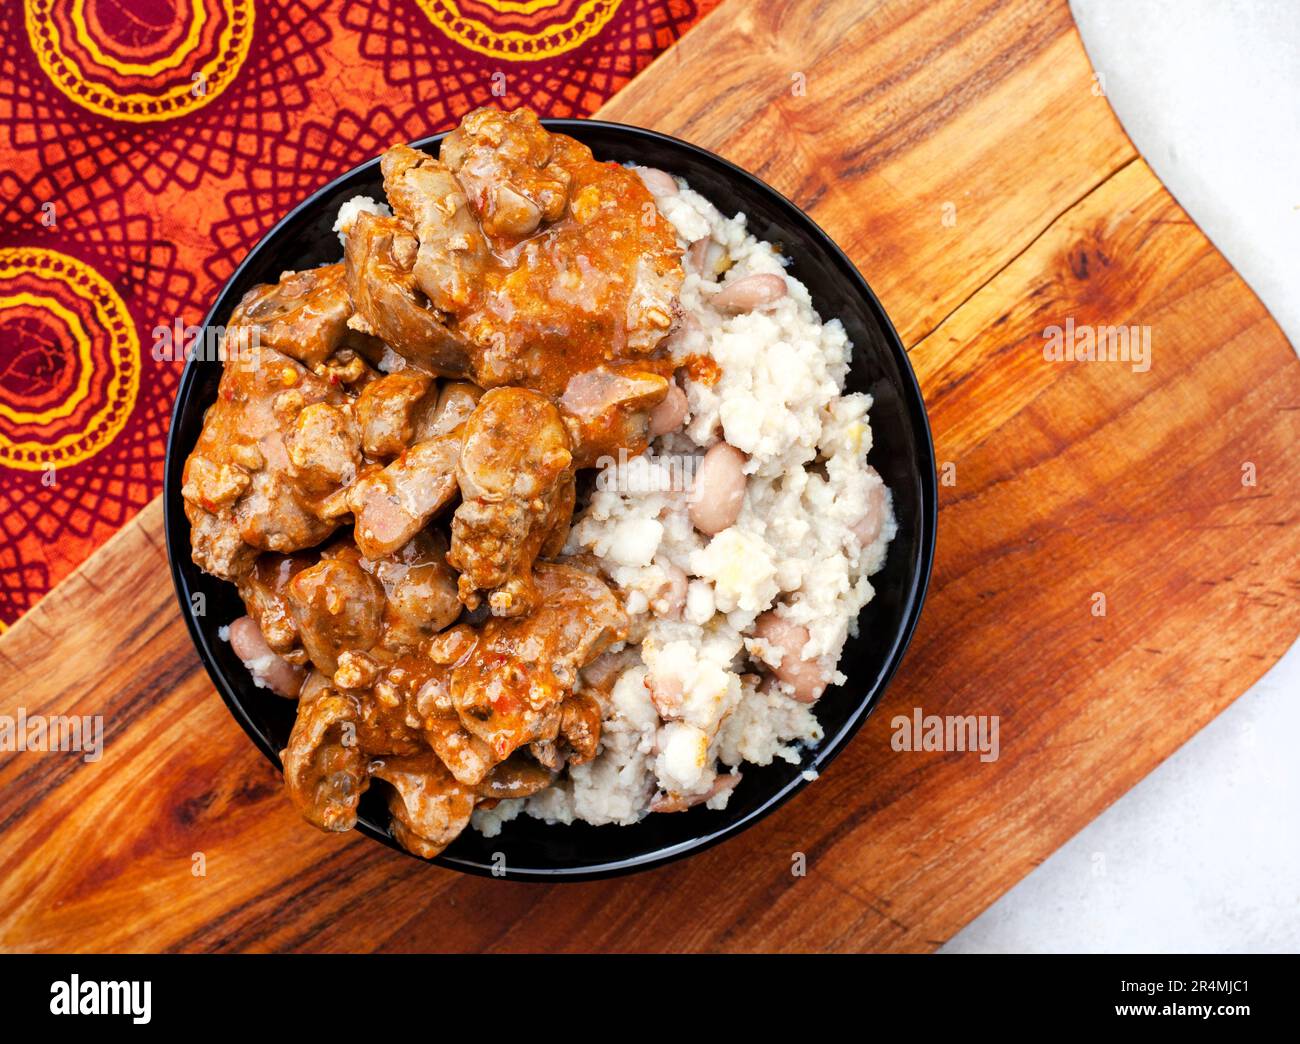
(164, 117, 938, 882)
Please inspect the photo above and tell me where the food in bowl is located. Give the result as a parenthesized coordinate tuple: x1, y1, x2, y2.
(182, 107, 895, 858)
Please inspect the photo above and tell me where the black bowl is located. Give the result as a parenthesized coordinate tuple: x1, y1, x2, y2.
(165, 119, 937, 881)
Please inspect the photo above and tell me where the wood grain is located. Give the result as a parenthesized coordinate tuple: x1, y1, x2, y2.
(1, 0, 1296, 953)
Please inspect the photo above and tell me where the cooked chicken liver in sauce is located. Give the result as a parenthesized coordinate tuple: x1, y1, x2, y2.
(183, 107, 683, 856)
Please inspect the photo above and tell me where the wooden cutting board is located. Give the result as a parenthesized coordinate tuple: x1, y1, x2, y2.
(2, 0, 1296, 953)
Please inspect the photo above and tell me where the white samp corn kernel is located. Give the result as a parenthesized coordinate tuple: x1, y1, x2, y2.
(655, 721, 711, 792)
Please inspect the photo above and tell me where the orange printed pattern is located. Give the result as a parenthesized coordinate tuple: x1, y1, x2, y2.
(0, 0, 717, 629)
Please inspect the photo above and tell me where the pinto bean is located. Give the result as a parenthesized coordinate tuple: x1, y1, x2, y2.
(851, 474, 888, 547)
(633, 166, 678, 196)
(753, 611, 828, 703)
(228, 616, 305, 698)
(687, 238, 729, 279)
(648, 380, 688, 437)
(686, 238, 708, 274)
(713, 273, 787, 313)
(663, 311, 704, 354)
(650, 772, 742, 813)
(689, 442, 747, 535)
(227, 615, 268, 663)
(649, 668, 684, 717)
(649, 563, 688, 619)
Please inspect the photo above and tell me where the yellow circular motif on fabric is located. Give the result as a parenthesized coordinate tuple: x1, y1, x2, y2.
(417, 0, 622, 61)
(0, 249, 141, 471)
(71, 0, 208, 78)
(0, 294, 94, 426)
(24, 0, 254, 123)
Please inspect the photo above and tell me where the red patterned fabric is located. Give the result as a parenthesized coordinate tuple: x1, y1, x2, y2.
(0, 0, 716, 629)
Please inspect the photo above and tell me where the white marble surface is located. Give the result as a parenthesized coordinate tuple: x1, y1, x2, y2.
(942, 0, 1300, 954)
(1070, 0, 1300, 345)
(944, 641, 1300, 953)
